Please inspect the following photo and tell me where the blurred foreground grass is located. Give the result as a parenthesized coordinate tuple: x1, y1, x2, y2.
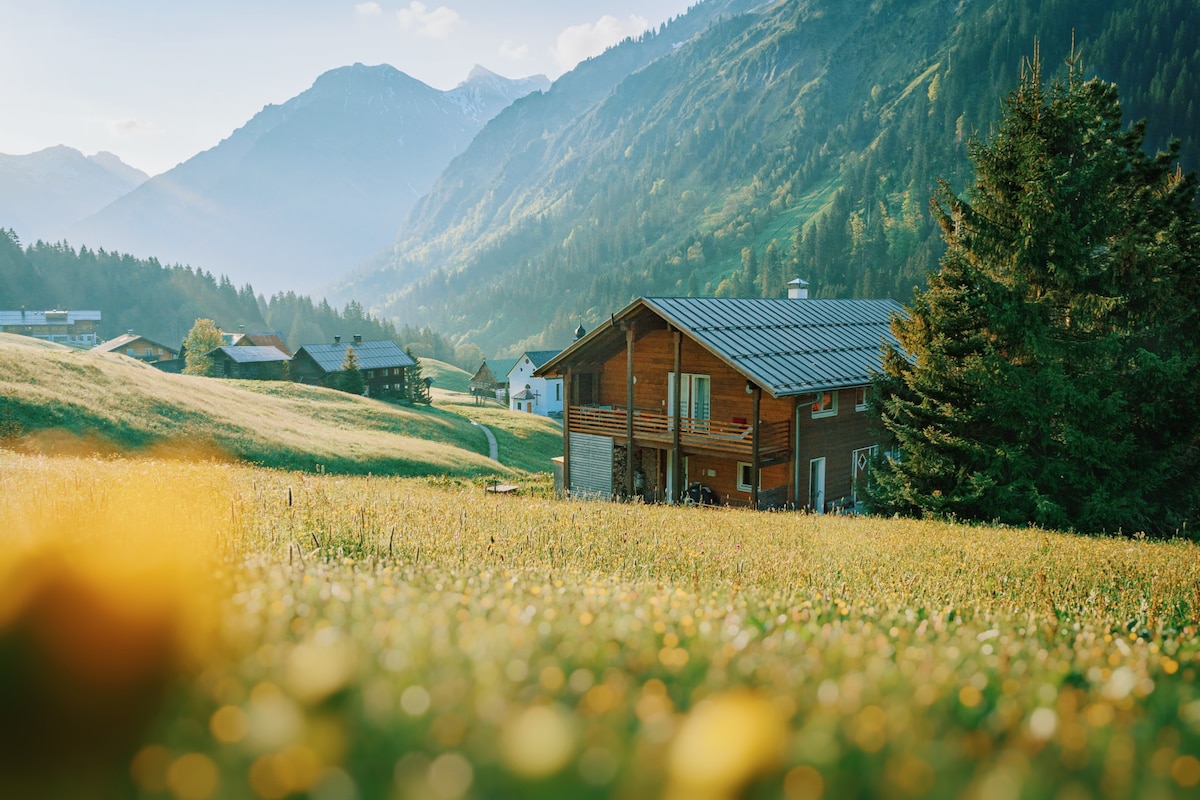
(1, 451, 1198, 799)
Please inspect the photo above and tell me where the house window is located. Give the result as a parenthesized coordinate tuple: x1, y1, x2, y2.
(811, 391, 837, 418)
(855, 386, 869, 411)
(737, 462, 758, 493)
(555, 383, 561, 401)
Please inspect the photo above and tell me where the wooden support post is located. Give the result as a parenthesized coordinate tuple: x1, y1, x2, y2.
(751, 383, 762, 510)
(672, 328, 682, 504)
(562, 366, 572, 496)
(625, 323, 635, 499)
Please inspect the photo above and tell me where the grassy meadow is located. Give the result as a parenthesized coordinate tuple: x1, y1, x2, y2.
(2, 451, 1199, 799)
(432, 391, 563, 474)
(0, 334, 523, 477)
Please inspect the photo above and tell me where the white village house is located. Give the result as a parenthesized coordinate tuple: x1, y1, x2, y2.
(507, 350, 564, 416)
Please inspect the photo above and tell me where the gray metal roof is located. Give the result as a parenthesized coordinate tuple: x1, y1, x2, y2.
(486, 358, 519, 380)
(521, 350, 562, 369)
(0, 310, 102, 326)
(207, 346, 291, 364)
(295, 340, 416, 373)
(536, 296, 904, 398)
(644, 297, 903, 397)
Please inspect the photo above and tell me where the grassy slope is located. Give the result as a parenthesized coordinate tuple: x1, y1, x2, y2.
(0, 334, 508, 477)
(432, 390, 563, 474)
(419, 358, 472, 393)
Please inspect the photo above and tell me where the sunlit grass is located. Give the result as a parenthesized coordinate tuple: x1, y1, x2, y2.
(432, 391, 562, 474)
(1, 451, 1198, 798)
(0, 334, 507, 477)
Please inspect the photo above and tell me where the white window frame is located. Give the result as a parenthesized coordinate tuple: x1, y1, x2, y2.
(811, 390, 838, 419)
(855, 386, 869, 412)
(736, 462, 759, 493)
(809, 457, 826, 512)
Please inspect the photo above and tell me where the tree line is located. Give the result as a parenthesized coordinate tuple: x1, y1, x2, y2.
(0, 233, 481, 370)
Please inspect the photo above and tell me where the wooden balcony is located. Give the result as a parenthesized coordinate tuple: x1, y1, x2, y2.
(567, 405, 791, 461)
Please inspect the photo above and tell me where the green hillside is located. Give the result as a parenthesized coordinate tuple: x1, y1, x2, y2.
(418, 357, 471, 393)
(341, 0, 1199, 355)
(0, 333, 513, 477)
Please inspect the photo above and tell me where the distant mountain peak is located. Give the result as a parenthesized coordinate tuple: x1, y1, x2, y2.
(465, 64, 500, 82)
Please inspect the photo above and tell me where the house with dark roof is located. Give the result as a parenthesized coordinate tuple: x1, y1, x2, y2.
(534, 288, 903, 510)
(291, 336, 415, 397)
(224, 330, 294, 357)
(205, 345, 291, 380)
(94, 332, 178, 363)
(507, 350, 563, 416)
(468, 358, 518, 403)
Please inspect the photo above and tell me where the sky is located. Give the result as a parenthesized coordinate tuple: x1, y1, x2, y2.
(0, 1, 695, 177)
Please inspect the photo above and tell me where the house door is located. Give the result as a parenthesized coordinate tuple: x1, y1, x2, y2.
(666, 455, 689, 504)
(851, 446, 877, 504)
(809, 457, 826, 513)
(667, 373, 711, 429)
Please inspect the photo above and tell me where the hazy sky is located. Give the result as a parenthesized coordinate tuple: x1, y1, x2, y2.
(1, 1, 694, 176)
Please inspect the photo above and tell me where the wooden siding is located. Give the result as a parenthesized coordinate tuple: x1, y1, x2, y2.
(797, 388, 875, 509)
(571, 330, 882, 508)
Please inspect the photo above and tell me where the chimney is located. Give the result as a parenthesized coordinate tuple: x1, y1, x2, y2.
(334, 335, 341, 344)
(353, 334, 363, 344)
(788, 278, 810, 300)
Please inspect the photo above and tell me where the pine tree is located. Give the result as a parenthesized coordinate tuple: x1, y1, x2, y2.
(405, 347, 432, 404)
(869, 47, 1200, 535)
(338, 346, 365, 395)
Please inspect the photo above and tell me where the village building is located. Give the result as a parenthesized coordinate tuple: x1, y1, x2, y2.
(468, 358, 518, 404)
(93, 331, 178, 363)
(507, 350, 564, 416)
(205, 345, 292, 380)
(534, 287, 902, 510)
(0, 309, 102, 347)
(223, 330, 294, 356)
(291, 336, 415, 397)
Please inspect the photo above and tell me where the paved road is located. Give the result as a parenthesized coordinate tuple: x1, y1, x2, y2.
(472, 421, 499, 461)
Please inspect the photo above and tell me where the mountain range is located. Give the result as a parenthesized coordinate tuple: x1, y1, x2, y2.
(2, 0, 1195, 360)
(56, 64, 548, 296)
(332, 0, 1199, 356)
(0, 147, 147, 245)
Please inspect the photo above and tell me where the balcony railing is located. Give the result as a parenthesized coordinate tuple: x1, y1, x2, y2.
(568, 405, 791, 460)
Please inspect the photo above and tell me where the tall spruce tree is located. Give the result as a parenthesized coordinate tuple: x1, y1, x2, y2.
(869, 48, 1200, 534)
(338, 346, 365, 395)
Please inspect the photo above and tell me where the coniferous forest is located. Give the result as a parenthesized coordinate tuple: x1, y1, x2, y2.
(0, 231, 466, 363)
(341, 0, 1200, 356)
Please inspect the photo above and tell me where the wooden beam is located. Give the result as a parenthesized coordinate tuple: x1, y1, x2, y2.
(672, 328, 682, 504)
(625, 322, 635, 498)
(751, 383, 762, 510)
(563, 366, 572, 496)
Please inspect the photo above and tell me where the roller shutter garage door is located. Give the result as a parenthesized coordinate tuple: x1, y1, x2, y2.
(569, 432, 613, 498)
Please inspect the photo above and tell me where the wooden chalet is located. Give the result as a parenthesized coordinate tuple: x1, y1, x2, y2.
(468, 358, 517, 402)
(534, 294, 903, 510)
(225, 330, 294, 357)
(94, 332, 178, 363)
(291, 336, 415, 397)
(206, 345, 291, 380)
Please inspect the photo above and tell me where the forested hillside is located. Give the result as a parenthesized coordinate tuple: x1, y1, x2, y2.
(0, 231, 464, 360)
(339, 0, 1200, 356)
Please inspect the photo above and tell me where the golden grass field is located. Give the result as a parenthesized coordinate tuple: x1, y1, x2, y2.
(0, 334, 561, 477)
(1, 451, 1198, 799)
